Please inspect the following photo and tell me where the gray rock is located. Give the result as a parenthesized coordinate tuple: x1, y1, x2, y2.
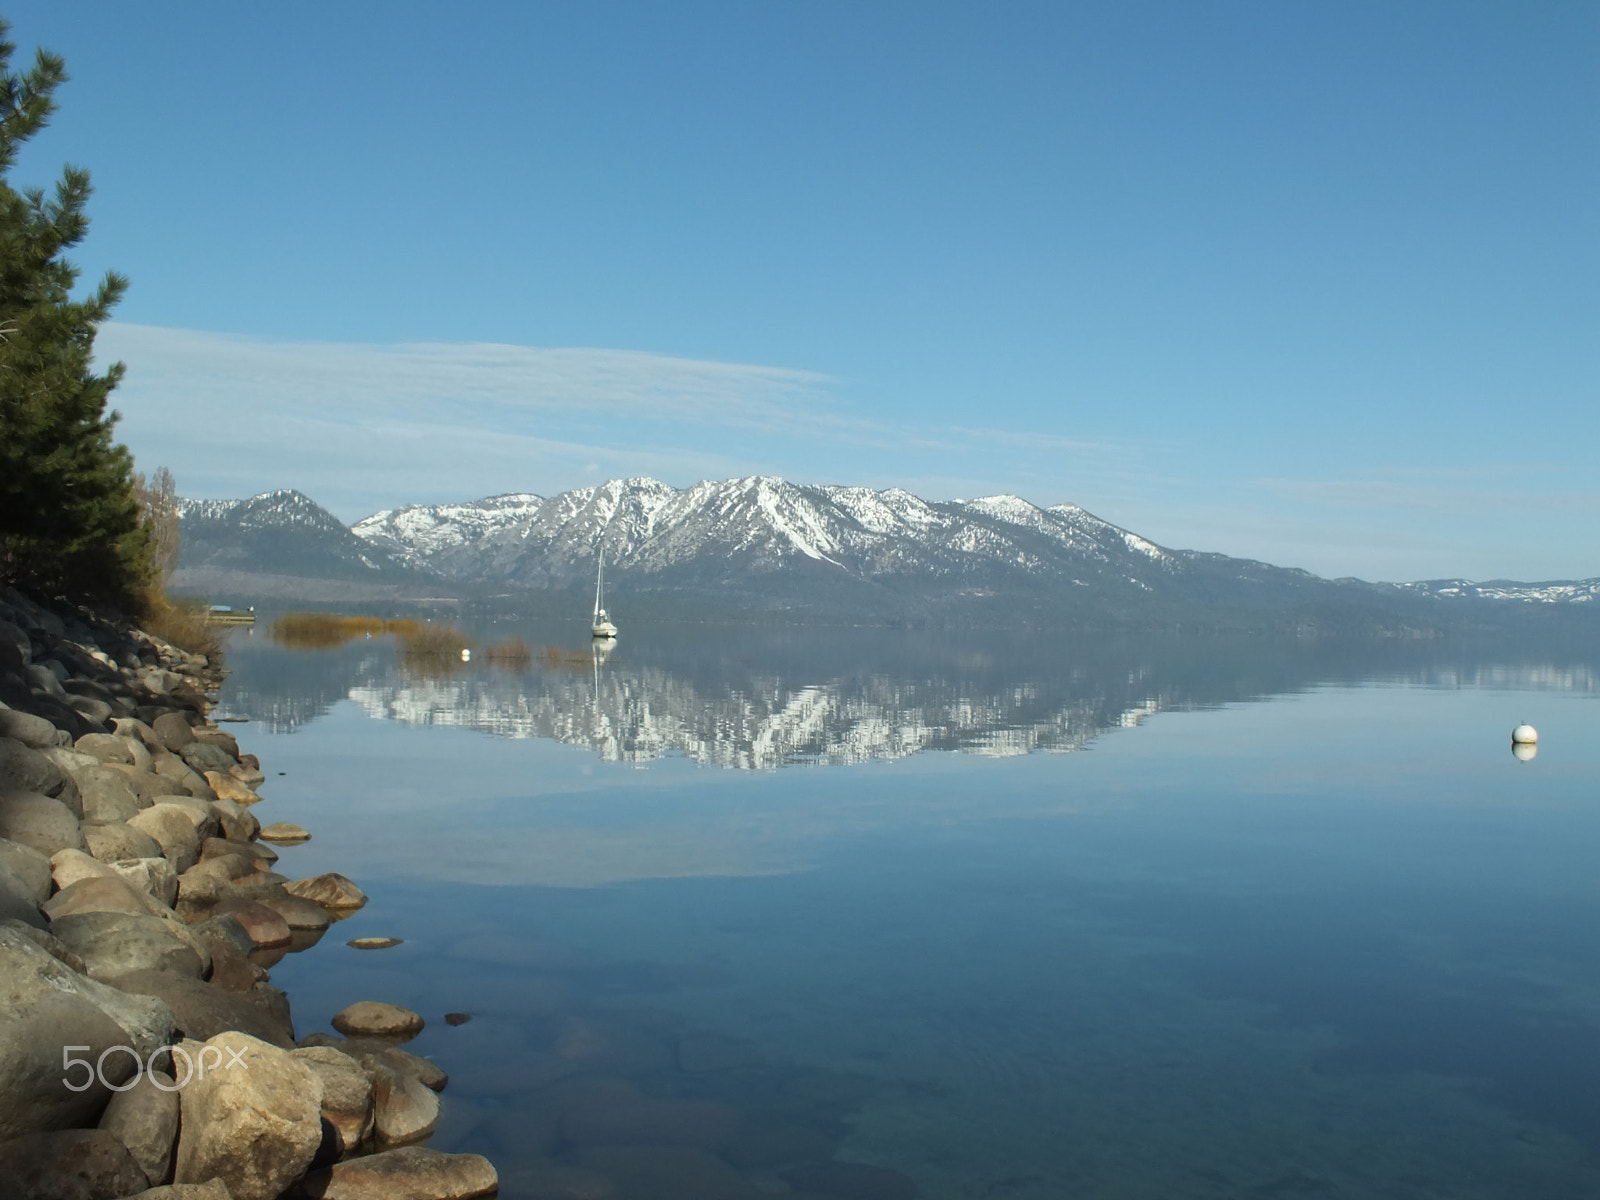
(0, 835, 52, 901)
(0, 854, 46, 928)
(0, 916, 86, 972)
(82, 821, 165, 865)
(0, 1128, 149, 1200)
(74, 732, 136, 765)
(25, 662, 68, 698)
(0, 790, 87, 856)
(0, 736, 72, 798)
(291, 1045, 374, 1155)
(180, 742, 235, 775)
(112, 716, 166, 754)
(98, 1069, 180, 1185)
(66, 693, 116, 726)
(113, 856, 179, 907)
(257, 891, 330, 932)
(74, 766, 143, 825)
(105, 970, 296, 1048)
(0, 925, 176, 1139)
(41, 745, 101, 775)
(0, 708, 67, 749)
(173, 1032, 324, 1200)
(127, 804, 203, 873)
(151, 712, 195, 752)
(51, 910, 207, 981)
(191, 729, 240, 758)
(0, 617, 30, 666)
(188, 912, 257, 957)
(102, 764, 170, 806)
(151, 795, 222, 840)
(288, 1146, 498, 1200)
(153, 754, 213, 799)
(207, 799, 256, 842)
(50, 846, 118, 891)
(200, 837, 277, 868)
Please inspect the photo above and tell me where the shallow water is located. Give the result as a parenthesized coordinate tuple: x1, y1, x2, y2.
(220, 621, 1600, 1198)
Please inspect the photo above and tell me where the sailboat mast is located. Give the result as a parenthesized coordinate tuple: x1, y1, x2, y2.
(594, 549, 604, 619)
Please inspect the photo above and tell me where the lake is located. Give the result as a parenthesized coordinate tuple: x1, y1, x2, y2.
(218, 619, 1600, 1199)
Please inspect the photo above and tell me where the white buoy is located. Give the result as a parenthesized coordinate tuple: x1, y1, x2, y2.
(460, 648, 471, 663)
(1512, 723, 1538, 745)
(1512, 742, 1538, 762)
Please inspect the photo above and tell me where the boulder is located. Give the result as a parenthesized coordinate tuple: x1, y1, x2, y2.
(66, 693, 117, 726)
(331, 1001, 424, 1041)
(0, 617, 29, 666)
(258, 822, 310, 845)
(112, 716, 166, 755)
(43, 872, 162, 920)
(133, 1180, 232, 1199)
(188, 912, 258, 956)
(0, 791, 86, 856)
(51, 846, 118, 891)
(50, 911, 207, 981)
(200, 837, 277, 868)
(230, 764, 267, 788)
(112, 856, 179, 907)
(180, 742, 236, 775)
(0, 708, 67, 749)
(104, 764, 170, 806)
(285, 873, 367, 912)
(291, 1045, 375, 1154)
(173, 1032, 324, 1200)
(98, 1068, 181, 1185)
(74, 732, 137, 766)
(82, 819, 165, 864)
(210, 901, 291, 950)
(256, 891, 330, 932)
(0, 854, 46, 928)
(151, 712, 195, 752)
(151, 794, 222, 840)
(41, 745, 101, 775)
(0, 736, 73, 798)
(198, 934, 268, 994)
(365, 1059, 440, 1147)
(0, 835, 52, 901)
(0, 925, 176, 1138)
(153, 754, 214, 799)
(204, 772, 261, 806)
(0, 1128, 149, 1200)
(192, 729, 240, 758)
(24, 662, 67, 698)
(208, 799, 256, 842)
(289, 1147, 498, 1200)
(107, 970, 295, 1048)
(74, 766, 143, 825)
(128, 803, 203, 873)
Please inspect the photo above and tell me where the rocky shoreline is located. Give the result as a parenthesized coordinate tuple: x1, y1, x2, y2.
(0, 587, 496, 1200)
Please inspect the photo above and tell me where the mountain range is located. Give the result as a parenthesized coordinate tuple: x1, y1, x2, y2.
(174, 477, 1599, 634)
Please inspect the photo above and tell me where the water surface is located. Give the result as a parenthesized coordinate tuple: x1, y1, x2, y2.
(220, 621, 1600, 1198)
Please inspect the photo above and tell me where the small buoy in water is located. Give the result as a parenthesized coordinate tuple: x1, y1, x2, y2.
(460, 648, 471, 662)
(1512, 723, 1538, 745)
(1512, 742, 1538, 762)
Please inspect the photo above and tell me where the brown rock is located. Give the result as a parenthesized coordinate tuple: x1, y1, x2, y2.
(0, 790, 87, 856)
(213, 901, 292, 950)
(290, 1146, 497, 1200)
(137, 1180, 232, 1199)
(106, 969, 296, 1048)
(82, 820, 164, 864)
(256, 891, 331, 932)
(258, 822, 309, 844)
(285, 872, 367, 911)
(331, 1001, 424, 1040)
(365, 1059, 440, 1147)
(173, 1032, 324, 1200)
(74, 731, 137, 765)
(205, 772, 261, 806)
(151, 712, 196, 752)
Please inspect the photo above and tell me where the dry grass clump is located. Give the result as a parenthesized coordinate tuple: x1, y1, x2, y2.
(270, 613, 422, 650)
(394, 623, 473, 674)
(141, 595, 226, 659)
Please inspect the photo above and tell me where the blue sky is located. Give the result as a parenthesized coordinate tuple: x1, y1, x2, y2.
(8, 1, 1596, 581)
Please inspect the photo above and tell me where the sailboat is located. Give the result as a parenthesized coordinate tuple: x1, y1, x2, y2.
(591, 549, 618, 639)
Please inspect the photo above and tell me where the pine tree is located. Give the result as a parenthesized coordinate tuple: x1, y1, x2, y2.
(0, 21, 148, 604)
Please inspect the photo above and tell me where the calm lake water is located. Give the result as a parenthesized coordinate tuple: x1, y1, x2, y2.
(219, 620, 1600, 1199)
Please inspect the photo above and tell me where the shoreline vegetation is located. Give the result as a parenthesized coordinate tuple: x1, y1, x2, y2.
(0, 584, 497, 1199)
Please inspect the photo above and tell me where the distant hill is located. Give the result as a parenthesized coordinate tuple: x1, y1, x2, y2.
(174, 478, 1598, 633)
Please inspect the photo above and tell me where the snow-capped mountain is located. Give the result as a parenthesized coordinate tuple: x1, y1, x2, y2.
(175, 479, 1599, 631)
(353, 475, 1188, 590)
(177, 490, 413, 580)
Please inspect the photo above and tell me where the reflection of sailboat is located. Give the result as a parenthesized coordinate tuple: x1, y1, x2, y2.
(591, 549, 618, 639)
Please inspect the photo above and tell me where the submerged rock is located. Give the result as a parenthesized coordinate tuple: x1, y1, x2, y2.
(332, 1001, 425, 1040)
(289, 1146, 497, 1200)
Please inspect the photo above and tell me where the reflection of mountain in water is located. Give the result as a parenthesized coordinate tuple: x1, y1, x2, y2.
(345, 670, 1156, 768)
(217, 624, 1600, 767)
